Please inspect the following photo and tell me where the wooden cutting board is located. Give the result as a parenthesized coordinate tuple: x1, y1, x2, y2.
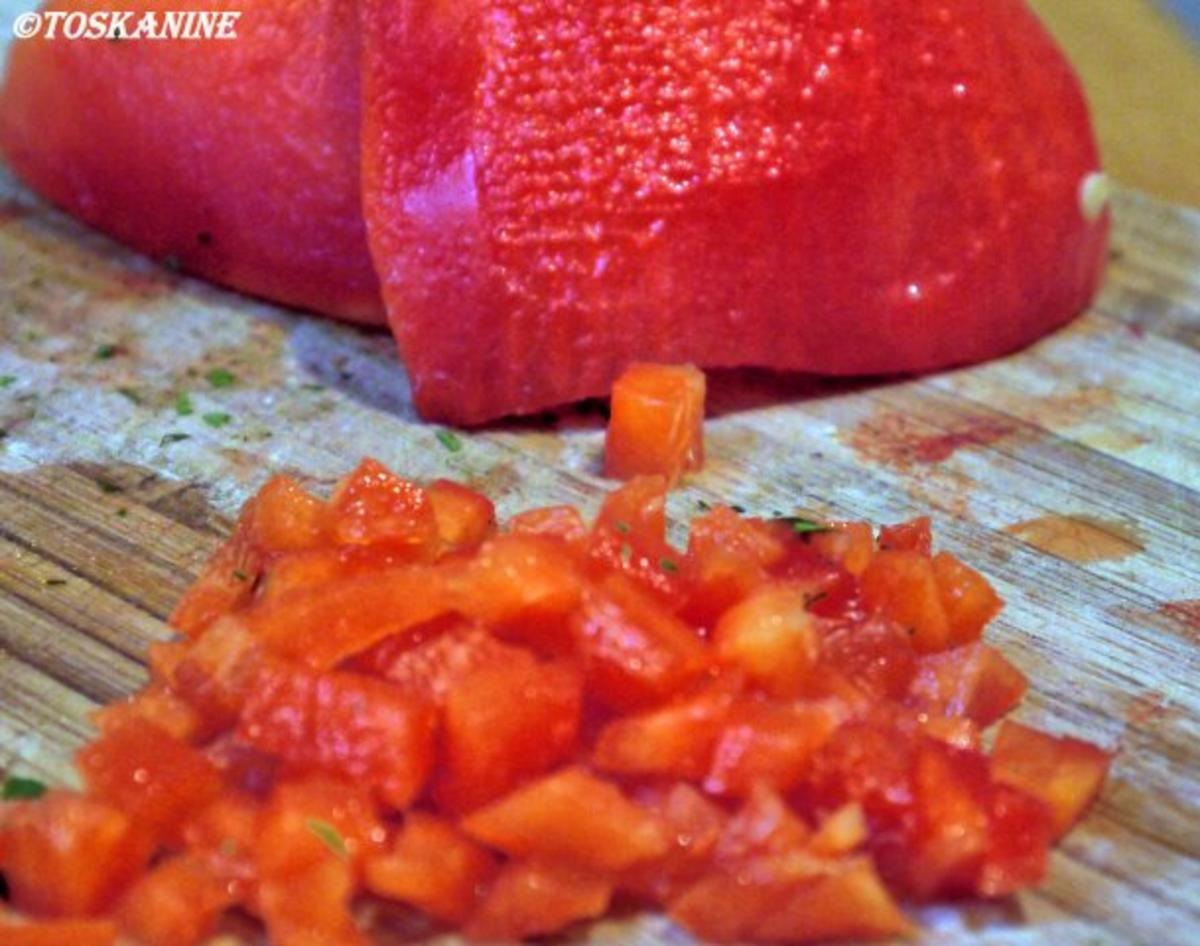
(2, 115, 1199, 946)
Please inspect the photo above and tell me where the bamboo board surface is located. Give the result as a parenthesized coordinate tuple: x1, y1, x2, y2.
(1, 62, 1199, 946)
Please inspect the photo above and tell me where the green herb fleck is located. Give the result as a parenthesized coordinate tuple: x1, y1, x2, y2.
(306, 818, 348, 859)
(97, 480, 122, 495)
(175, 391, 194, 416)
(232, 570, 249, 582)
(0, 375, 15, 389)
(43, 578, 67, 587)
(436, 430, 463, 453)
(202, 412, 232, 429)
(619, 542, 634, 567)
(730, 504, 747, 515)
(161, 254, 182, 272)
(696, 499, 712, 512)
(300, 382, 326, 393)
(94, 343, 119, 360)
(614, 520, 631, 535)
(2, 776, 47, 801)
(116, 508, 129, 518)
(160, 432, 191, 447)
(206, 368, 236, 389)
(660, 557, 680, 574)
(774, 516, 832, 536)
(116, 386, 142, 404)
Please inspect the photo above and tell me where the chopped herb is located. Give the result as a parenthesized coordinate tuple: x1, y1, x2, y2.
(0, 430, 7, 441)
(160, 432, 191, 447)
(116, 386, 142, 404)
(730, 504, 747, 514)
(162, 254, 182, 272)
(94, 343, 119, 360)
(773, 516, 832, 536)
(660, 557, 680, 574)
(436, 430, 463, 453)
(206, 368, 236, 389)
(696, 499, 712, 512)
(97, 480, 122, 495)
(43, 578, 67, 587)
(116, 508, 129, 518)
(175, 391, 194, 416)
(2, 776, 46, 800)
(805, 591, 828, 606)
(619, 542, 634, 567)
(0, 375, 15, 388)
(306, 819, 348, 859)
(232, 570, 249, 582)
(202, 412, 233, 429)
(614, 520, 631, 535)
(300, 382, 326, 393)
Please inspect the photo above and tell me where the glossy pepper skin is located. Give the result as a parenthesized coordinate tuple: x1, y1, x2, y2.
(0, 0, 384, 324)
(359, 0, 1107, 423)
(3, 0, 1106, 422)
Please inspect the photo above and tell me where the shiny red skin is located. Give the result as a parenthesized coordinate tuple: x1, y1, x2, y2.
(359, 0, 1107, 423)
(3, 0, 1105, 422)
(0, 0, 383, 324)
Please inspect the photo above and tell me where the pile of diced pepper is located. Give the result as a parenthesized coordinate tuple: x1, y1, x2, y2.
(0, 460, 1112, 945)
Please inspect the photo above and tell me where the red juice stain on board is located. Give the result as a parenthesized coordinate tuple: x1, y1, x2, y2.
(1003, 515, 1145, 565)
(1159, 600, 1200, 645)
(1125, 690, 1169, 730)
(842, 411, 1016, 471)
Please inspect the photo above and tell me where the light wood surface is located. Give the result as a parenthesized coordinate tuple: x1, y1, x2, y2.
(2, 152, 1199, 942)
(1030, 0, 1200, 208)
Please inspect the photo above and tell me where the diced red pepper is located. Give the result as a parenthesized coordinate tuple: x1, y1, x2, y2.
(714, 586, 821, 698)
(363, 813, 497, 924)
(0, 792, 151, 917)
(461, 767, 671, 872)
(77, 720, 223, 847)
(620, 783, 728, 904)
(324, 458, 439, 558)
(259, 858, 368, 946)
(465, 860, 613, 942)
(425, 478, 496, 553)
(593, 681, 737, 781)
(244, 565, 448, 669)
(907, 643, 1028, 728)
(506, 504, 589, 549)
(808, 522, 875, 577)
(861, 550, 951, 653)
(248, 475, 327, 554)
(682, 506, 788, 625)
(0, 918, 118, 946)
(587, 476, 685, 604)
(932, 551, 1004, 645)
(990, 720, 1113, 837)
(571, 574, 710, 710)
(435, 653, 582, 813)
(705, 700, 845, 797)
(115, 856, 232, 946)
(254, 777, 385, 879)
(238, 665, 435, 810)
(605, 363, 706, 484)
(878, 517, 933, 555)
